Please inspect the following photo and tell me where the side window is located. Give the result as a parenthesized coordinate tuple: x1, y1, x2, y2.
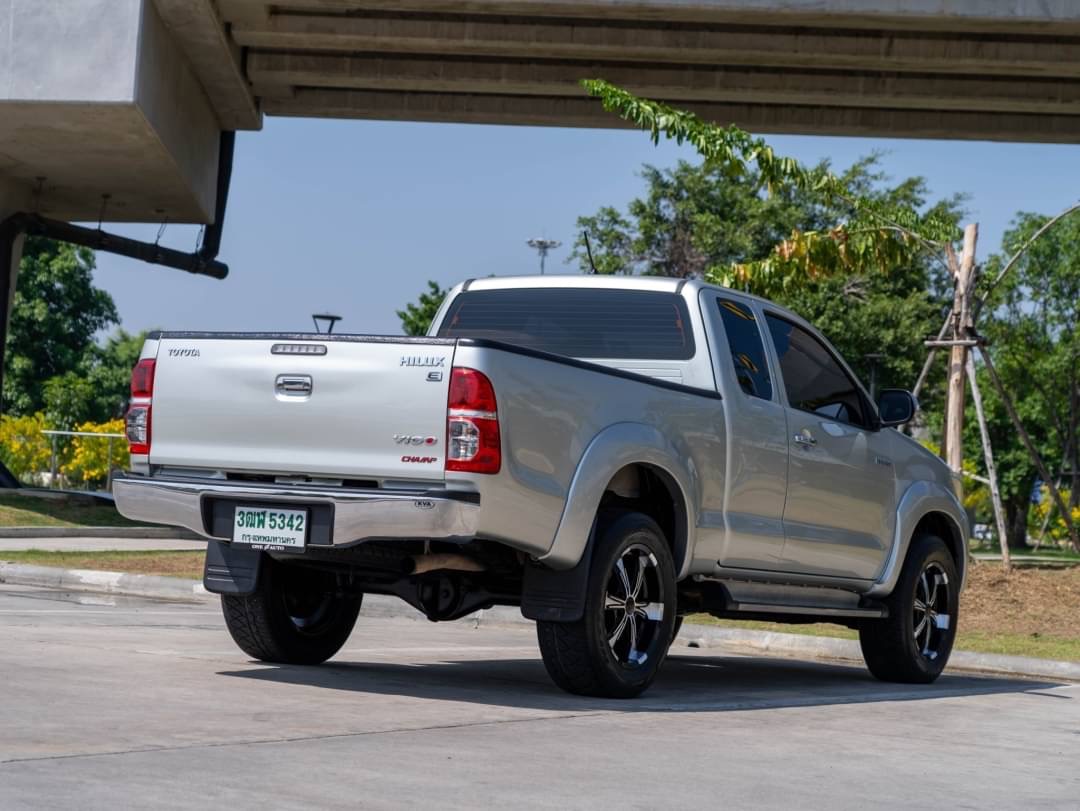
(716, 298, 772, 401)
(764, 314, 868, 428)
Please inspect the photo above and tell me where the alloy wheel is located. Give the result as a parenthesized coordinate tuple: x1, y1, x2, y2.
(603, 544, 665, 667)
(913, 562, 952, 661)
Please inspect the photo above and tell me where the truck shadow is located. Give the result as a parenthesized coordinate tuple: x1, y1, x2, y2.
(218, 651, 1066, 713)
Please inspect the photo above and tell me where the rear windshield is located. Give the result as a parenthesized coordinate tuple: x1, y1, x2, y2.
(437, 288, 695, 360)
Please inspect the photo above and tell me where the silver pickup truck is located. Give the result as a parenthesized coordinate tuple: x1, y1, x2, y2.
(115, 276, 967, 698)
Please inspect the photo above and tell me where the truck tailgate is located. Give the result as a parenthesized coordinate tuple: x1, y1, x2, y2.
(149, 336, 455, 481)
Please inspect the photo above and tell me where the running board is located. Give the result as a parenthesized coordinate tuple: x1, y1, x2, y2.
(689, 576, 888, 620)
(729, 602, 885, 619)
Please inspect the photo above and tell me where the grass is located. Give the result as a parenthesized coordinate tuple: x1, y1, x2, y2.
(970, 544, 1080, 561)
(0, 549, 203, 579)
(684, 615, 1080, 663)
(0, 492, 149, 528)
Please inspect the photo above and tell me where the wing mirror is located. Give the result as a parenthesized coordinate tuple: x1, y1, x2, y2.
(877, 389, 917, 427)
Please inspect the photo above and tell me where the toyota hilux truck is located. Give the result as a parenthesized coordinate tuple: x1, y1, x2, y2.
(114, 276, 967, 698)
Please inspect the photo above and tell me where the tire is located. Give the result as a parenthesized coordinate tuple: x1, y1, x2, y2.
(536, 512, 677, 698)
(671, 616, 685, 643)
(221, 556, 362, 665)
(859, 534, 959, 683)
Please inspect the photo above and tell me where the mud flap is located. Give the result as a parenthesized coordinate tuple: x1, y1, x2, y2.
(520, 517, 599, 622)
(203, 540, 262, 595)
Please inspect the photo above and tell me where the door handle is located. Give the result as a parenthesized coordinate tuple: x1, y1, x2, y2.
(793, 431, 817, 447)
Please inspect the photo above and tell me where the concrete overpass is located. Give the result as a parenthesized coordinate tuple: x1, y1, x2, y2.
(2, 1, 1080, 374)
(4, 0, 1080, 230)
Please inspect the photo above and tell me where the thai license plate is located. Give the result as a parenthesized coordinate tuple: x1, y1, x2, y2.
(233, 506, 308, 549)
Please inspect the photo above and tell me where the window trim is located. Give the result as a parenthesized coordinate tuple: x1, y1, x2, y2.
(762, 310, 879, 431)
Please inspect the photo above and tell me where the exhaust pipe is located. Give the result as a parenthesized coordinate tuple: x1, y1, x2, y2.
(405, 553, 486, 576)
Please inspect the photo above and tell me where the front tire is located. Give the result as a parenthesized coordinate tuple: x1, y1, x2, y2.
(859, 534, 959, 683)
(536, 512, 677, 698)
(222, 557, 362, 665)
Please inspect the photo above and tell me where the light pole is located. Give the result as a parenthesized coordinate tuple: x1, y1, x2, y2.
(312, 313, 342, 334)
(527, 238, 561, 275)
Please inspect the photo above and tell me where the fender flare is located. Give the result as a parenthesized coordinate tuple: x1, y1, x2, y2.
(865, 480, 969, 598)
(521, 423, 698, 623)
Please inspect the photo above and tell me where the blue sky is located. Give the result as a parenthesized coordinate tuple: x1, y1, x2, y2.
(90, 117, 1080, 337)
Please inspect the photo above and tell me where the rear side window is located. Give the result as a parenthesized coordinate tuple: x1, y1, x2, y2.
(437, 289, 695, 360)
(764, 314, 868, 428)
(716, 298, 772, 400)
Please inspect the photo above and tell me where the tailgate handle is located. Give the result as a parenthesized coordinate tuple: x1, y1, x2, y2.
(275, 374, 313, 397)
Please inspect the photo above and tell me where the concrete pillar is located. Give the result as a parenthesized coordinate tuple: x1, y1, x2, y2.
(0, 178, 31, 416)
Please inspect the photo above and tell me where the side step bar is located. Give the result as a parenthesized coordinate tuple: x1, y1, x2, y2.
(728, 601, 885, 619)
(684, 576, 888, 621)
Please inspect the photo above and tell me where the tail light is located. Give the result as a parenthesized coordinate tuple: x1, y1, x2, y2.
(446, 367, 501, 474)
(125, 358, 156, 455)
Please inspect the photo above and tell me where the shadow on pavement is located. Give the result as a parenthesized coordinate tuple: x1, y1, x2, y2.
(219, 651, 1065, 713)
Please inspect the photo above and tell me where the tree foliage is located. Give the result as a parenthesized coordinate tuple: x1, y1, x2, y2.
(62, 418, 129, 486)
(397, 281, 447, 337)
(580, 80, 959, 297)
(967, 212, 1080, 547)
(571, 155, 956, 393)
(3, 237, 118, 415)
(0, 412, 53, 483)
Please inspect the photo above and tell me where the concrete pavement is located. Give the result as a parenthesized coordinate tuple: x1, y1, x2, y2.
(0, 583, 1077, 809)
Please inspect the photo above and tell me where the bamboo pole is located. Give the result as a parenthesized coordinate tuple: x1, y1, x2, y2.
(978, 345, 1080, 554)
(966, 354, 1011, 573)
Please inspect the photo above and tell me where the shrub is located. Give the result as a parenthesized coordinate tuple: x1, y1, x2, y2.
(0, 412, 55, 483)
(61, 419, 129, 487)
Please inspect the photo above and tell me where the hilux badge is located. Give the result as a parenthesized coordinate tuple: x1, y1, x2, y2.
(400, 356, 445, 368)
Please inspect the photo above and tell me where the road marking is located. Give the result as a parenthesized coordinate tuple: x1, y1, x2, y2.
(0, 609, 219, 615)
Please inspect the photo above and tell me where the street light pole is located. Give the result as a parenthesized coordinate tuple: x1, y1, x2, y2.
(527, 238, 561, 275)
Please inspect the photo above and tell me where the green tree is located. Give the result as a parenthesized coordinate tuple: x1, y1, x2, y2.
(398, 281, 447, 337)
(3, 237, 118, 414)
(580, 80, 957, 297)
(573, 156, 957, 393)
(40, 329, 145, 430)
(966, 212, 1080, 548)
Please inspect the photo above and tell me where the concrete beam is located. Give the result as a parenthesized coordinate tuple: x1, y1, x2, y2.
(153, 0, 262, 130)
(232, 13, 1080, 78)
(219, 0, 1080, 34)
(247, 52, 1080, 115)
(264, 87, 1080, 143)
(0, 0, 224, 222)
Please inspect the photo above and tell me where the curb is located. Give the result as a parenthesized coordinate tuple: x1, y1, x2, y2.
(0, 562, 211, 603)
(0, 527, 204, 540)
(674, 625, 1080, 682)
(1, 562, 1077, 683)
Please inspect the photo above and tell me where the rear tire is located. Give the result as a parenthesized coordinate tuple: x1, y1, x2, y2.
(536, 512, 676, 698)
(859, 534, 958, 683)
(221, 557, 362, 665)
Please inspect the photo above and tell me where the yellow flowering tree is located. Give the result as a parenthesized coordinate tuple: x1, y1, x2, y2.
(0, 412, 55, 483)
(61, 419, 128, 487)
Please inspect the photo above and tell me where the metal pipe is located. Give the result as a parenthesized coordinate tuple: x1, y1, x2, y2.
(405, 553, 486, 576)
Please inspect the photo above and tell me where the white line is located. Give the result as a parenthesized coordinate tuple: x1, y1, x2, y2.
(0, 609, 219, 615)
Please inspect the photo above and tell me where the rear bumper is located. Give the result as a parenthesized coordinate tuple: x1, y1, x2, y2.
(112, 473, 480, 546)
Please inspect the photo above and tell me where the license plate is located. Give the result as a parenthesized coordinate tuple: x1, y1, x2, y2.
(233, 506, 308, 549)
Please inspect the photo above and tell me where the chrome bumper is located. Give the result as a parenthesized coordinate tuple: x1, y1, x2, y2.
(112, 474, 480, 546)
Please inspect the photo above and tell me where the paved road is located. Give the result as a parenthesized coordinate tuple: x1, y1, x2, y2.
(0, 584, 1076, 810)
(0, 538, 205, 552)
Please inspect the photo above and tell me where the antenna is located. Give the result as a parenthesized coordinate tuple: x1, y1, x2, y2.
(583, 231, 598, 274)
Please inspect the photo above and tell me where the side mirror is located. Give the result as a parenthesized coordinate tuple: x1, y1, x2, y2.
(877, 389, 917, 427)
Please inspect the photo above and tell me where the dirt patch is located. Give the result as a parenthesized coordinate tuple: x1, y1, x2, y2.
(960, 561, 1080, 638)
